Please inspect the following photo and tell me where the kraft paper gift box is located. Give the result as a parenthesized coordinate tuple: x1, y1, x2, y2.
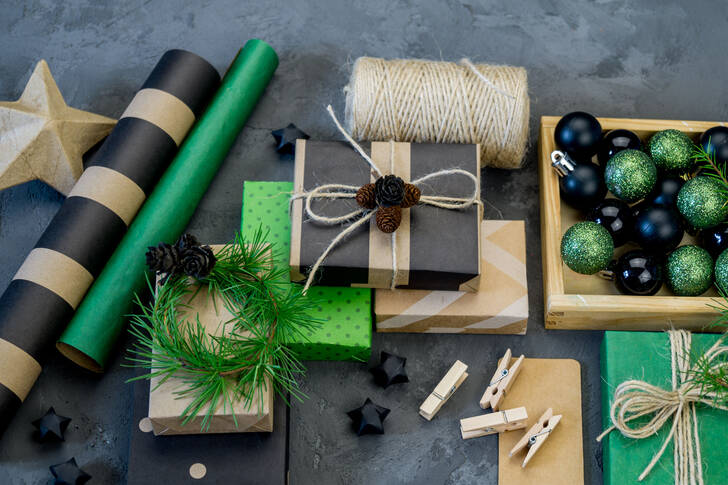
(290, 140, 482, 291)
(600, 331, 728, 484)
(375, 220, 527, 334)
(148, 260, 273, 435)
(241, 181, 371, 361)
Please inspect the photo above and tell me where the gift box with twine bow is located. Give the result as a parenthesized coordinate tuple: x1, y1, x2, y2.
(289, 137, 483, 292)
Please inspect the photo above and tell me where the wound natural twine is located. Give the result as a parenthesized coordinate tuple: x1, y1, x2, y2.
(293, 105, 482, 294)
(596, 330, 728, 484)
(344, 57, 529, 169)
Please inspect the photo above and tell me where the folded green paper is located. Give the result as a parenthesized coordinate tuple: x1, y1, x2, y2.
(241, 181, 371, 361)
(601, 331, 728, 485)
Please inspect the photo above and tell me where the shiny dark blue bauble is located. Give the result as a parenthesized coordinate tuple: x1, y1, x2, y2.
(699, 223, 728, 259)
(597, 129, 642, 167)
(558, 162, 607, 210)
(554, 112, 603, 160)
(700, 126, 728, 164)
(612, 250, 663, 296)
(644, 176, 684, 208)
(587, 199, 633, 247)
(612, 250, 663, 295)
(632, 203, 684, 254)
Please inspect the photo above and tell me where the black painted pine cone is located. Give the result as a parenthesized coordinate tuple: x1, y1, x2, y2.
(146, 243, 179, 274)
(375, 175, 405, 207)
(175, 233, 200, 250)
(356, 183, 376, 209)
(401, 183, 421, 208)
(376, 205, 402, 233)
(180, 245, 216, 279)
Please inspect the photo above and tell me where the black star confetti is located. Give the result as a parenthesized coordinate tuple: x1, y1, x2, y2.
(271, 123, 309, 157)
(347, 398, 390, 436)
(49, 457, 91, 485)
(32, 407, 71, 442)
(370, 351, 409, 388)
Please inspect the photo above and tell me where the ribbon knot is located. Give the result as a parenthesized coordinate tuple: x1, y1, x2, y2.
(293, 105, 482, 294)
(597, 330, 728, 484)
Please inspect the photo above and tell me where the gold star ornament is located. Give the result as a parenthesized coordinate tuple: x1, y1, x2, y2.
(0, 60, 116, 195)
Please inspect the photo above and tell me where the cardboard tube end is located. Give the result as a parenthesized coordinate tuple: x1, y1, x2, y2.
(56, 342, 104, 373)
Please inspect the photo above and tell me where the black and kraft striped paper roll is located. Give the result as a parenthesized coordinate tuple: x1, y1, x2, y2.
(0, 50, 220, 436)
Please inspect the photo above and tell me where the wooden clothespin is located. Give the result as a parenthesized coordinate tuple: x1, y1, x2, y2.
(480, 348, 524, 411)
(459, 406, 528, 440)
(509, 408, 562, 467)
(419, 360, 468, 421)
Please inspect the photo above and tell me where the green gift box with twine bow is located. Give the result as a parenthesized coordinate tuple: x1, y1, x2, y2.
(241, 181, 371, 361)
(599, 331, 728, 485)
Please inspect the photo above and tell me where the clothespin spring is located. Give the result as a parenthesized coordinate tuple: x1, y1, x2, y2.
(528, 428, 552, 446)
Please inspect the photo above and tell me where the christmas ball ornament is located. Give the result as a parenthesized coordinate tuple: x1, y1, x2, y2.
(644, 175, 684, 208)
(610, 250, 663, 296)
(714, 248, 728, 292)
(699, 223, 728, 259)
(677, 176, 728, 229)
(560, 221, 614, 275)
(597, 129, 641, 166)
(700, 126, 728, 164)
(586, 198, 633, 247)
(604, 149, 657, 202)
(554, 111, 602, 160)
(551, 151, 606, 210)
(648, 129, 694, 172)
(665, 245, 713, 296)
(632, 204, 684, 253)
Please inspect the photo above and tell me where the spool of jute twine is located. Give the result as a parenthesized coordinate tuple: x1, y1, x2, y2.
(344, 57, 529, 169)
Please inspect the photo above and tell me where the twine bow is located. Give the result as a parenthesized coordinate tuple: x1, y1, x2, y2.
(597, 330, 728, 484)
(293, 105, 482, 294)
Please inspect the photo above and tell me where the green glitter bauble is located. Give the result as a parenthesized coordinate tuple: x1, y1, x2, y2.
(677, 176, 728, 229)
(648, 129, 694, 172)
(604, 149, 657, 203)
(665, 245, 713, 296)
(715, 249, 728, 293)
(560, 221, 614, 275)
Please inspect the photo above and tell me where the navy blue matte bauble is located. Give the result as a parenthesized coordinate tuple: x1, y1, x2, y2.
(554, 112, 603, 160)
(612, 250, 663, 296)
(587, 199, 633, 247)
(632, 204, 684, 254)
(597, 129, 642, 166)
(699, 223, 728, 259)
(558, 162, 607, 210)
(645, 176, 684, 208)
(700, 126, 728, 164)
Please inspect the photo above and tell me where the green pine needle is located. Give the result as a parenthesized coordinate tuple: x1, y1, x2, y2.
(125, 228, 322, 430)
(692, 140, 728, 205)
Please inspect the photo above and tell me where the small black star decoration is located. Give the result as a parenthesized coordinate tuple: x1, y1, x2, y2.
(347, 398, 390, 436)
(49, 457, 91, 485)
(32, 407, 71, 442)
(370, 351, 409, 388)
(271, 123, 309, 157)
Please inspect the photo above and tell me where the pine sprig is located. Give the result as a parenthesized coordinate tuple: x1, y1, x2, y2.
(126, 229, 321, 430)
(692, 141, 728, 204)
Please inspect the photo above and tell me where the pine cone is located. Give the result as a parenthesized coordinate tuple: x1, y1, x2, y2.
(375, 175, 405, 207)
(180, 245, 216, 279)
(146, 243, 179, 274)
(401, 183, 421, 208)
(356, 183, 376, 209)
(175, 233, 200, 250)
(376, 205, 402, 233)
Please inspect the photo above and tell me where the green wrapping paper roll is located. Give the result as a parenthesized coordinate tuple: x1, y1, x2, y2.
(57, 39, 279, 372)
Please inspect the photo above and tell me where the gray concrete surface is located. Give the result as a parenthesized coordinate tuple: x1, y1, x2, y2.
(1, 0, 726, 483)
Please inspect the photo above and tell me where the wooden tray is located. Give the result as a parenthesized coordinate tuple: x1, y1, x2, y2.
(539, 115, 725, 331)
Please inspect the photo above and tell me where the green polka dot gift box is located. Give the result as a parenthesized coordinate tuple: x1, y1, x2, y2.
(241, 181, 372, 361)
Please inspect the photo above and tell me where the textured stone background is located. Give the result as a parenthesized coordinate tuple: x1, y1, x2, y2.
(1, 0, 726, 483)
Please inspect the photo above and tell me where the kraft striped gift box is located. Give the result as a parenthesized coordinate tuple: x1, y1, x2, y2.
(375, 220, 528, 334)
